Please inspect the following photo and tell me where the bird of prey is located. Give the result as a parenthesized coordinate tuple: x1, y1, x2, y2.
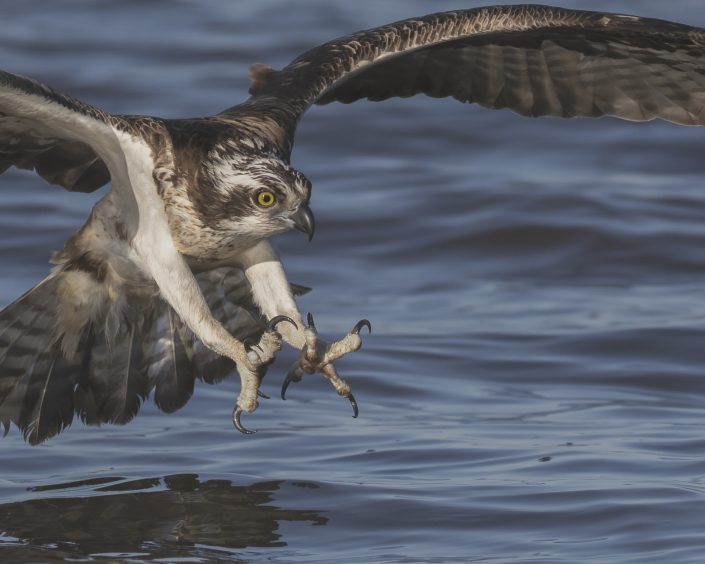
(0, 5, 703, 444)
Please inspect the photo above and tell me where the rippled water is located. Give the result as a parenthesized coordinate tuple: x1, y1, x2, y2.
(2, 1, 705, 561)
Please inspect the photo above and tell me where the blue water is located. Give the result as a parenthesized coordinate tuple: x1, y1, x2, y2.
(1, 1, 705, 561)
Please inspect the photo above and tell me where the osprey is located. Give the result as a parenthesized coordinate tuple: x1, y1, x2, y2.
(0, 5, 703, 443)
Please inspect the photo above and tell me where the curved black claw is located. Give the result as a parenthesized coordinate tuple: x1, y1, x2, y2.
(267, 315, 297, 332)
(346, 392, 359, 418)
(257, 390, 270, 400)
(306, 312, 316, 330)
(352, 319, 372, 335)
(243, 338, 263, 353)
(232, 407, 257, 435)
(281, 377, 295, 401)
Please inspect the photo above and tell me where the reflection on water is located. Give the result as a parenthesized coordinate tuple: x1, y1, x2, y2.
(0, 475, 326, 560)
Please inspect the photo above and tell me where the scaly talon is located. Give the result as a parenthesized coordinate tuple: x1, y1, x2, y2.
(232, 407, 256, 435)
(280, 316, 369, 419)
(233, 318, 292, 435)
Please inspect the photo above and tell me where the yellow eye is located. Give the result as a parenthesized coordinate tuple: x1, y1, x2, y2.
(257, 191, 276, 207)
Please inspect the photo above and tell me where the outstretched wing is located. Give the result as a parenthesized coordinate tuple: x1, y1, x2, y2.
(0, 266, 264, 444)
(0, 70, 115, 192)
(223, 5, 705, 153)
(0, 264, 313, 444)
(72, 267, 270, 429)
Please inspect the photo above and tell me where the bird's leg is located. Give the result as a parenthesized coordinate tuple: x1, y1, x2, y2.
(232, 315, 296, 434)
(281, 313, 370, 417)
(239, 240, 370, 420)
(132, 231, 294, 434)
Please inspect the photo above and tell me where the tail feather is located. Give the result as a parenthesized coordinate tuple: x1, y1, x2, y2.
(75, 321, 150, 426)
(149, 307, 195, 414)
(117, 323, 151, 422)
(0, 264, 271, 444)
(19, 353, 78, 445)
(73, 330, 101, 426)
(0, 277, 59, 404)
(0, 276, 80, 444)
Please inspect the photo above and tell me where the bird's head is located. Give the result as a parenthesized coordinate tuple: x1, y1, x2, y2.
(202, 155, 315, 242)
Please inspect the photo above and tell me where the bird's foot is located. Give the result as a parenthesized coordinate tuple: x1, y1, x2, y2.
(233, 315, 296, 434)
(281, 313, 371, 418)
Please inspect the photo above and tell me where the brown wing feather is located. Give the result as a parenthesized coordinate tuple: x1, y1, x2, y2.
(224, 5, 705, 152)
(0, 70, 113, 192)
(318, 26, 705, 125)
(0, 264, 275, 444)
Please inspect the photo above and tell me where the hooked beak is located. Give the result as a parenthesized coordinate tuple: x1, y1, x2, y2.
(290, 204, 315, 242)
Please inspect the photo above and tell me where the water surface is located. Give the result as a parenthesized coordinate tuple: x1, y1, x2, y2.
(1, 1, 705, 561)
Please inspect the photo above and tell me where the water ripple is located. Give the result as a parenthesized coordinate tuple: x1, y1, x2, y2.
(1, 0, 705, 562)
